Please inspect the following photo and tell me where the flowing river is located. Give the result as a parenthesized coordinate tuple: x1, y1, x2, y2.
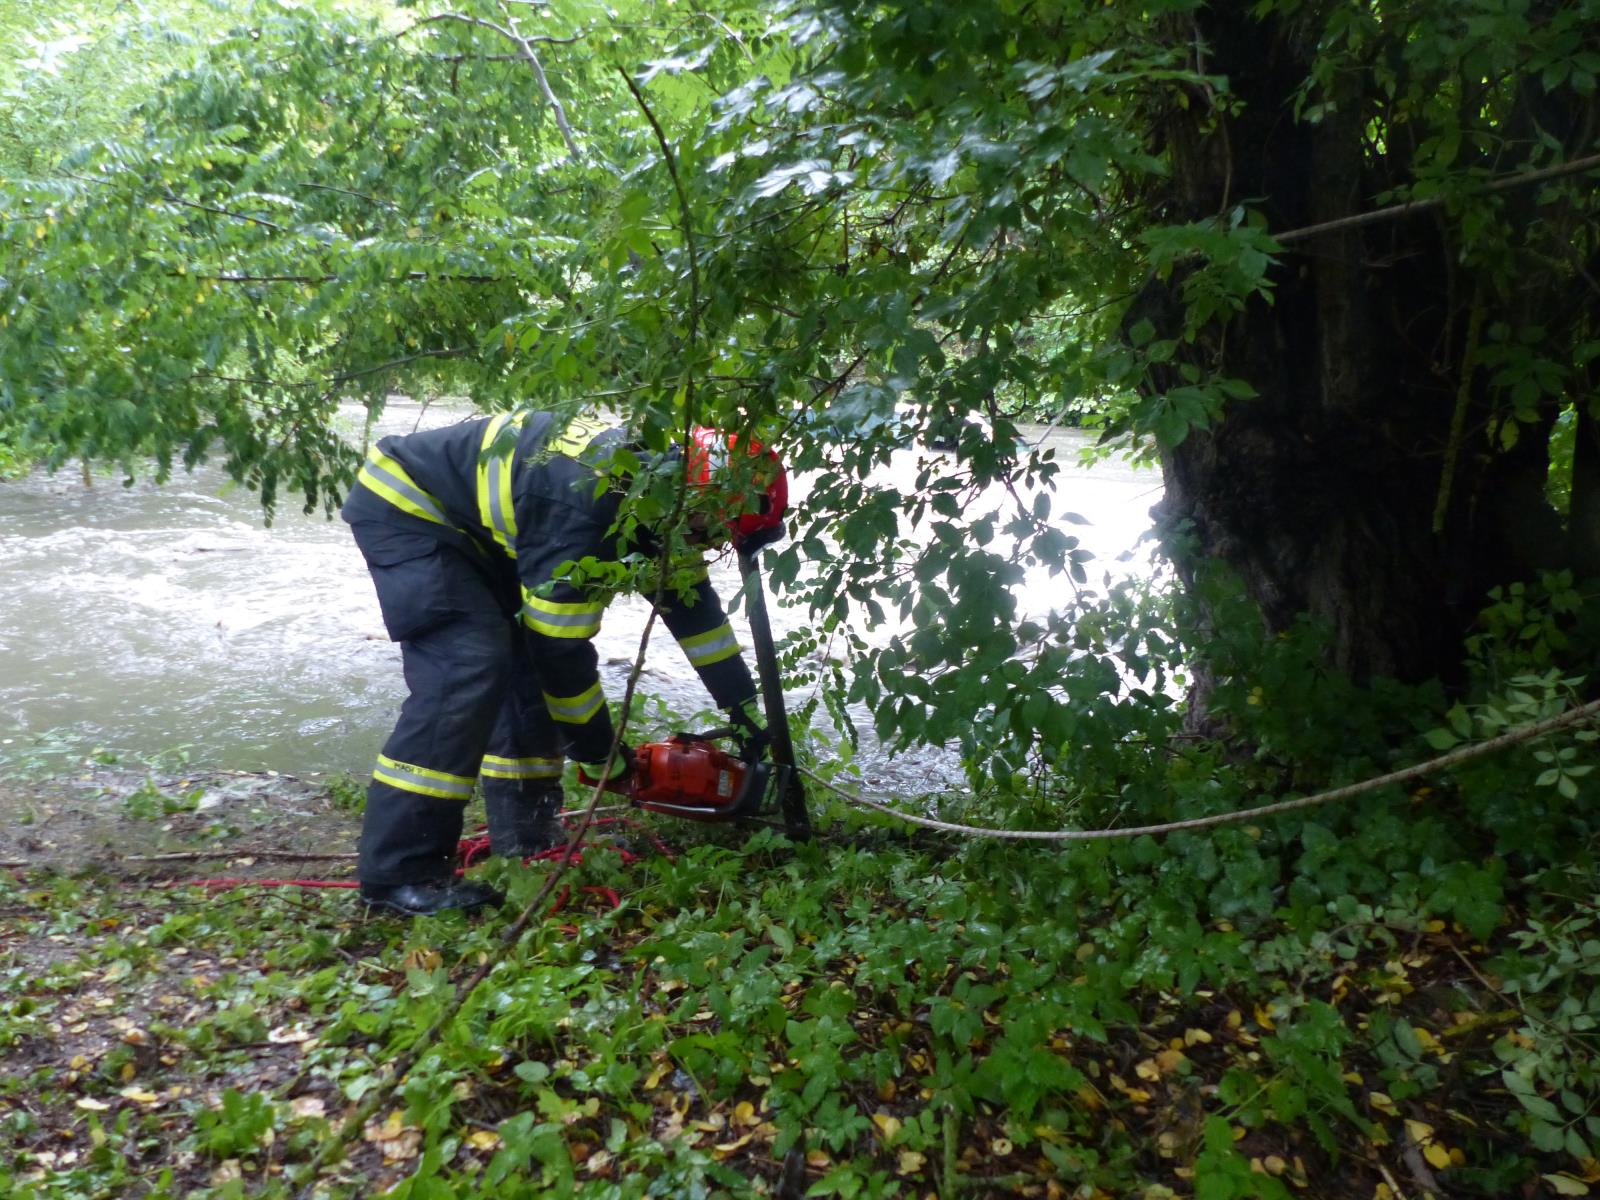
(0, 402, 1161, 791)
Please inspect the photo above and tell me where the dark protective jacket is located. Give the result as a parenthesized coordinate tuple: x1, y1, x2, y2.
(340, 411, 757, 764)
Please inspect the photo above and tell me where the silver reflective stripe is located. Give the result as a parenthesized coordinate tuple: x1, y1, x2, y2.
(523, 605, 603, 631)
(359, 450, 453, 527)
(372, 753, 475, 800)
(680, 622, 741, 666)
(478, 414, 519, 556)
(481, 754, 563, 781)
(543, 684, 604, 724)
(485, 454, 513, 548)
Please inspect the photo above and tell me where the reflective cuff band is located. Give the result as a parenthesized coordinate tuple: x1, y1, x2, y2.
(521, 591, 605, 639)
(543, 682, 606, 725)
(373, 753, 476, 801)
(476, 413, 521, 557)
(679, 621, 741, 668)
(481, 754, 563, 781)
(357, 448, 454, 528)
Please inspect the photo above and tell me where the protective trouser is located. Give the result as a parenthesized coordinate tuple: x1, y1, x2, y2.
(350, 522, 566, 885)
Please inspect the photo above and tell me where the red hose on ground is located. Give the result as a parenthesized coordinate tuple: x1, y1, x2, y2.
(141, 813, 671, 913)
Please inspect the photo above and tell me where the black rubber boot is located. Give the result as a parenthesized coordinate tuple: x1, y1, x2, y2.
(360, 878, 504, 918)
(484, 783, 566, 858)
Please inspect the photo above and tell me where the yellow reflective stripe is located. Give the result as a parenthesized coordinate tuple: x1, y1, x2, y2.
(520, 590, 605, 638)
(547, 414, 612, 459)
(678, 621, 741, 667)
(476, 413, 521, 557)
(543, 682, 605, 725)
(373, 753, 476, 800)
(481, 754, 563, 781)
(357, 448, 453, 527)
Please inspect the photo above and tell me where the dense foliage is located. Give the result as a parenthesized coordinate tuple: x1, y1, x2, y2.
(4, 2, 1600, 1196)
(4, 0, 1598, 783)
(0, 722, 1598, 1198)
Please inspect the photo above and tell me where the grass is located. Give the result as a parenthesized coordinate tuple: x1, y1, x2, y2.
(3, 752, 1599, 1199)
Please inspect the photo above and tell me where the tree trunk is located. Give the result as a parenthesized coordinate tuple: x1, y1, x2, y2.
(1146, 7, 1580, 711)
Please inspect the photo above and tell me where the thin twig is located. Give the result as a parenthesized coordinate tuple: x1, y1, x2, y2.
(409, 10, 582, 159)
(329, 347, 469, 383)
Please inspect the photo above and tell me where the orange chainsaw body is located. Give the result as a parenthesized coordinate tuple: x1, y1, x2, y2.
(632, 737, 756, 821)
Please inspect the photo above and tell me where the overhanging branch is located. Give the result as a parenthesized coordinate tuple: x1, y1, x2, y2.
(406, 9, 583, 160)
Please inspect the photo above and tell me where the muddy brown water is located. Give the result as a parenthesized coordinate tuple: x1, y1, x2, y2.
(0, 402, 1160, 801)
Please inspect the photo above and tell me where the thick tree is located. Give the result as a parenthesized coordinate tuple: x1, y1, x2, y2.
(1141, 2, 1600, 693)
(3, 0, 1597, 783)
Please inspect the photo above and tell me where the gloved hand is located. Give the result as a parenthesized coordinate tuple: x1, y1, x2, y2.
(576, 745, 635, 796)
(728, 697, 770, 764)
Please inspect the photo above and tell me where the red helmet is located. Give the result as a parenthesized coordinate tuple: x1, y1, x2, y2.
(686, 426, 788, 548)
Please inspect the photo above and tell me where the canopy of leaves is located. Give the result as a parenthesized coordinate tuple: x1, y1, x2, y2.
(3, 0, 1597, 787)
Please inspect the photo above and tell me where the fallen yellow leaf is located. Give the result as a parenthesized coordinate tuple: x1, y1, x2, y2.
(712, 1132, 753, 1157)
(402, 947, 441, 972)
(872, 1112, 902, 1141)
(896, 1149, 926, 1174)
(1156, 1048, 1187, 1073)
(1544, 1175, 1592, 1197)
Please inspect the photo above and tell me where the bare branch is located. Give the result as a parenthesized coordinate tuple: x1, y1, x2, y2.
(64, 170, 286, 232)
(329, 347, 470, 383)
(296, 181, 397, 209)
(405, 10, 583, 160)
(400, 13, 585, 45)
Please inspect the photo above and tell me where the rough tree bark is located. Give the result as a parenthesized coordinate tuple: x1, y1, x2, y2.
(1143, 6, 1593, 718)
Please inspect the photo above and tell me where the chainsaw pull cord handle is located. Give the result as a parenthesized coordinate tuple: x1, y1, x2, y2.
(737, 548, 812, 840)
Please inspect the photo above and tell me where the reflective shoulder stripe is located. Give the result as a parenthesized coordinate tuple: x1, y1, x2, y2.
(520, 589, 606, 639)
(476, 413, 522, 557)
(678, 620, 742, 668)
(480, 754, 563, 781)
(546, 414, 613, 459)
(357, 448, 453, 528)
(542, 682, 606, 725)
(373, 753, 476, 800)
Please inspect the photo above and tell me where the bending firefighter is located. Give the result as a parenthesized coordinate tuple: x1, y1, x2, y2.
(341, 411, 787, 917)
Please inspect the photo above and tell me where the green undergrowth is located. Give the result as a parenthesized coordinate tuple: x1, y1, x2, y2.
(3, 736, 1598, 1199)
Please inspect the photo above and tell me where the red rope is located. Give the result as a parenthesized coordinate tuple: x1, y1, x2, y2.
(141, 812, 669, 912)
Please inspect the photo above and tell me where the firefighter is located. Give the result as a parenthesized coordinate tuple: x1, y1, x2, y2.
(342, 410, 787, 917)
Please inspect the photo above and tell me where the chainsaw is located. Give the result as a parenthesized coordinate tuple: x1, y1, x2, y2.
(628, 731, 792, 822)
(578, 548, 811, 835)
